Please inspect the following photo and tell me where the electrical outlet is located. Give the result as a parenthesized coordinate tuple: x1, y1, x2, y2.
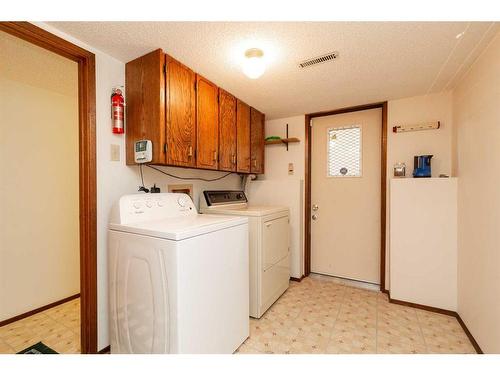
(110, 144, 120, 161)
(288, 163, 294, 175)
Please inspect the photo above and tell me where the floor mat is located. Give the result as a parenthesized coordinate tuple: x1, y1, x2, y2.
(17, 342, 58, 354)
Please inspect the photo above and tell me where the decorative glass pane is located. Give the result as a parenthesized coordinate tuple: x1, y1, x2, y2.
(327, 126, 361, 177)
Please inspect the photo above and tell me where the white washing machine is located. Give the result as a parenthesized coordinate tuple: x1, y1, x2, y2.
(108, 193, 249, 353)
(200, 190, 290, 318)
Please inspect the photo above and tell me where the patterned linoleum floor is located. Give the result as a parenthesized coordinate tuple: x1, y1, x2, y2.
(0, 298, 80, 354)
(236, 276, 476, 354)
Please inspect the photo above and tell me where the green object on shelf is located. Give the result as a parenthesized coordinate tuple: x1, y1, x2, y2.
(265, 136, 281, 141)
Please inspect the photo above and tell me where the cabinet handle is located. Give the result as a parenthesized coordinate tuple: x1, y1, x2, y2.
(213, 150, 217, 162)
(253, 159, 257, 168)
(188, 146, 193, 158)
(232, 154, 236, 164)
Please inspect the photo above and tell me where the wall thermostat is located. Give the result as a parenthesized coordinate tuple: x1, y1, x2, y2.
(135, 140, 152, 163)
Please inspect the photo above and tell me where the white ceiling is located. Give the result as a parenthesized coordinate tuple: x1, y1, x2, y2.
(49, 22, 499, 119)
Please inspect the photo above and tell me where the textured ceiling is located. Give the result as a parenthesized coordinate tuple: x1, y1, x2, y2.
(49, 22, 498, 119)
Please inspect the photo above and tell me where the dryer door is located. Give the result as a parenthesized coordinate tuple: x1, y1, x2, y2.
(262, 215, 289, 271)
(260, 214, 290, 315)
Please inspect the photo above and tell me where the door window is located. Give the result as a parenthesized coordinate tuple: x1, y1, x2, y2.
(327, 125, 362, 177)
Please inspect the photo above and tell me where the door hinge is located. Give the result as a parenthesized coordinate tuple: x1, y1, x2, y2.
(309, 119, 313, 127)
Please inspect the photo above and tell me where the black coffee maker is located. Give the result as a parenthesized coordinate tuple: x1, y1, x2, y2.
(413, 155, 433, 178)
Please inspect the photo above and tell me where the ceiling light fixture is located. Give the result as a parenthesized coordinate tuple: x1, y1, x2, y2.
(242, 48, 265, 79)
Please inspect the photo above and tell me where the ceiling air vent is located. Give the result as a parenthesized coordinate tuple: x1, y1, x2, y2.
(299, 51, 338, 69)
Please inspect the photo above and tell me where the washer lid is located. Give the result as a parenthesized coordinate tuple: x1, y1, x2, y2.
(109, 214, 248, 241)
(201, 205, 289, 217)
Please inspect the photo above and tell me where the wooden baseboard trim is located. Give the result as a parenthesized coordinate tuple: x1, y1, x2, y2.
(455, 314, 483, 354)
(0, 293, 80, 327)
(290, 276, 304, 282)
(388, 297, 456, 316)
(386, 294, 483, 354)
(98, 345, 111, 354)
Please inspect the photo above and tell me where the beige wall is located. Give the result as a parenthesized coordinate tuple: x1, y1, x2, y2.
(390, 178, 457, 311)
(453, 31, 500, 353)
(385, 91, 454, 288)
(0, 31, 80, 320)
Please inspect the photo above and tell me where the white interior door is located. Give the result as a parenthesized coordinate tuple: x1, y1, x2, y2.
(311, 108, 381, 284)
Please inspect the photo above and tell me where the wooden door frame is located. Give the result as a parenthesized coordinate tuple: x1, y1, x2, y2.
(0, 22, 98, 353)
(304, 102, 388, 292)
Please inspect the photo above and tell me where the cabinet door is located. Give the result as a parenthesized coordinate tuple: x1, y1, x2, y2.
(250, 107, 265, 174)
(165, 55, 196, 167)
(125, 49, 165, 165)
(196, 75, 219, 170)
(236, 100, 251, 173)
(218, 89, 237, 172)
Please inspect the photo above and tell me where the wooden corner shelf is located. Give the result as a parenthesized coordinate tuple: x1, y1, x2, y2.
(265, 137, 300, 146)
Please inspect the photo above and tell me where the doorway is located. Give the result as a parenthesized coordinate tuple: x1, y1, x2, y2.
(0, 22, 97, 353)
(305, 102, 387, 290)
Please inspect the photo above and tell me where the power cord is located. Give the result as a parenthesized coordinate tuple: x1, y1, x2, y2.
(146, 165, 234, 182)
(138, 164, 149, 193)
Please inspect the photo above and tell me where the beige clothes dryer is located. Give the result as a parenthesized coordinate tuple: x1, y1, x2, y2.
(200, 190, 290, 318)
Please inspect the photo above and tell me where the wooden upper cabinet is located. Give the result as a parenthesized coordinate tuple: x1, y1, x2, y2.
(236, 100, 251, 173)
(125, 48, 265, 174)
(218, 89, 237, 172)
(250, 107, 265, 174)
(196, 75, 219, 170)
(125, 49, 166, 165)
(165, 55, 196, 167)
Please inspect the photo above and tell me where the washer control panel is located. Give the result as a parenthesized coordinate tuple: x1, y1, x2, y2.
(115, 193, 196, 224)
(203, 190, 248, 206)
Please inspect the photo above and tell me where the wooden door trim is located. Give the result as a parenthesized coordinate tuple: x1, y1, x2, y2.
(304, 101, 388, 292)
(0, 22, 97, 353)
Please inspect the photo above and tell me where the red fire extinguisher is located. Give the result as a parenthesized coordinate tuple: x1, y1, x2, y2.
(111, 87, 125, 134)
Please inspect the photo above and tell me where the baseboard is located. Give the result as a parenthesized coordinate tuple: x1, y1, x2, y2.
(455, 314, 483, 354)
(386, 293, 483, 354)
(388, 297, 456, 316)
(98, 345, 111, 354)
(0, 293, 80, 327)
(290, 275, 304, 282)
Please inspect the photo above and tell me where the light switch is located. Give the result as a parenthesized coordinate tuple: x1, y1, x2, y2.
(288, 163, 294, 175)
(110, 144, 120, 161)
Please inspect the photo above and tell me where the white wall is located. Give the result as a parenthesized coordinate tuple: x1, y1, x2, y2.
(247, 116, 305, 278)
(0, 31, 80, 321)
(36, 23, 241, 351)
(390, 178, 457, 311)
(453, 31, 500, 353)
(385, 91, 454, 288)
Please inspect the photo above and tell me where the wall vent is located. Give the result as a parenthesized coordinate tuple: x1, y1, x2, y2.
(299, 52, 338, 69)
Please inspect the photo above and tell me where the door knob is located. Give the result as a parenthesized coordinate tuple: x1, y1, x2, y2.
(312, 214, 318, 221)
(312, 204, 319, 211)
